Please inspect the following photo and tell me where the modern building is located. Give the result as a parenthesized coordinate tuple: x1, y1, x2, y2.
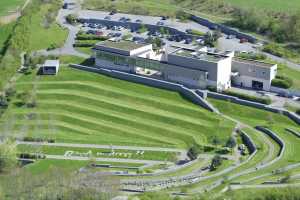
(93, 40, 276, 91)
(231, 58, 277, 91)
(40, 60, 60, 75)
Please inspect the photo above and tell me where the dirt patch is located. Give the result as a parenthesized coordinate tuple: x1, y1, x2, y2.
(0, 12, 21, 25)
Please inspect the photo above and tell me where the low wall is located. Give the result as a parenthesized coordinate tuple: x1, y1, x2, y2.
(270, 86, 300, 98)
(240, 130, 256, 154)
(70, 64, 218, 113)
(256, 126, 285, 157)
(190, 15, 257, 43)
(285, 128, 300, 138)
(206, 91, 300, 125)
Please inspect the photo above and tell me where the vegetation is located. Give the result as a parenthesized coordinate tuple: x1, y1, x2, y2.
(0, 0, 68, 90)
(271, 75, 293, 89)
(223, 90, 272, 105)
(0, 0, 25, 16)
(0, 66, 234, 148)
(65, 14, 77, 25)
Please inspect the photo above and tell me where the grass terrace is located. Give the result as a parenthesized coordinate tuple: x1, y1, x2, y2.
(0, 0, 25, 16)
(0, 66, 235, 149)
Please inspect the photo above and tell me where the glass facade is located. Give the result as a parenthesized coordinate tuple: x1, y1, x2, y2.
(96, 50, 163, 70)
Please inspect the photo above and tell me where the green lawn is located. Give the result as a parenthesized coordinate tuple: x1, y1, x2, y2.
(27, 3, 68, 51)
(1, 66, 234, 149)
(226, 0, 300, 13)
(0, 0, 25, 16)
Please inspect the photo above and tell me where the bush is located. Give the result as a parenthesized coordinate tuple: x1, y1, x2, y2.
(73, 40, 98, 47)
(18, 153, 46, 160)
(189, 29, 205, 36)
(66, 14, 78, 24)
(296, 109, 300, 115)
(23, 137, 55, 143)
(187, 145, 203, 160)
(76, 34, 109, 41)
(223, 90, 272, 105)
(271, 79, 292, 89)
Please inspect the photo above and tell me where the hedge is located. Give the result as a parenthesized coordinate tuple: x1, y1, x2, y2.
(223, 90, 272, 105)
(271, 75, 293, 89)
(76, 34, 109, 41)
(73, 40, 98, 47)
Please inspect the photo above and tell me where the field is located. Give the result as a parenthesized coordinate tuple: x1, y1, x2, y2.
(0, 0, 25, 16)
(226, 0, 300, 13)
(0, 66, 234, 148)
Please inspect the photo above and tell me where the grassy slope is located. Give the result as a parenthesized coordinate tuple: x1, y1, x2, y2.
(27, 4, 68, 51)
(0, 0, 25, 16)
(226, 0, 300, 13)
(208, 98, 300, 182)
(1, 66, 234, 148)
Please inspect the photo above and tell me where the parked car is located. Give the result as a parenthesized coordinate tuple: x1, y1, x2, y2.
(86, 30, 96, 35)
(240, 38, 248, 43)
(109, 10, 116, 15)
(161, 16, 168, 20)
(156, 21, 164, 26)
(185, 29, 192, 34)
(113, 33, 122, 37)
(119, 17, 125, 22)
(104, 16, 111, 20)
(135, 19, 142, 23)
(95, 31, 104, 36)
(185, 38, 193, 44)
(226, 35, 235, 39)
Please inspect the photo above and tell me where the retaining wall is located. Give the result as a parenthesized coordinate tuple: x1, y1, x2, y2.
(285, 128, 300, 138)
(270, 86, 300, 98)
(255, 126, 285, 169)
(70, 64, 218, 113)
(205, 91, 300, 125)
(190, 15, 257, 43)
(240, 130, 256, 154)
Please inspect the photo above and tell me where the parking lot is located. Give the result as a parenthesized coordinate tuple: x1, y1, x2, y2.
(77, 10, 257, 53)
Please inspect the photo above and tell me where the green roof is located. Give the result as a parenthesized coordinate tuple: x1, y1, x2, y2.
(172, 48, 226, 62)
(96, 40, 148, 51)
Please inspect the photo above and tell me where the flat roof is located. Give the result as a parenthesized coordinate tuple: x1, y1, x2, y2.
(171, 48, 227, 62)
(44, 60, 59, 66)
(233, 57, 276, 68)
(96, 40, 149, 51)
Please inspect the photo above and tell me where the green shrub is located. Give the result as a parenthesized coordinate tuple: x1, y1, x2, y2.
(73, 40, 98, 47)
(223, 90, 272, 105)
(296, 109, 300, 115)
(271, 75, 293, 89)
(76, 34, 109, 41)
(190, 29, 205, 36)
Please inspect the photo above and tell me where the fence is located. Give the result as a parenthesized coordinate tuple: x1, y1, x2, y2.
(70, 64, 218, 113)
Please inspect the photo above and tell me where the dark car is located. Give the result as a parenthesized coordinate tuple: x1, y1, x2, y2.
(136, 19, 142, 23)
(62, 3, 68, 9)
(185, 38, 193, 44)
(104, 16, 111, 20)
(119, 17, 126, 22)
(156, 21, 164, 26)
(161, 16, 168, 20)
(109, 10, 116, 15)
(113, 33, 122, 37)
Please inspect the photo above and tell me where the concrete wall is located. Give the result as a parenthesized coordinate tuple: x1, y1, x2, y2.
(240, 130, 257, 154)
(270, 86, 300, 98)
(190, 15, 257, 43)
(70, 64, 219, 113)
(205, 91, 300, 125)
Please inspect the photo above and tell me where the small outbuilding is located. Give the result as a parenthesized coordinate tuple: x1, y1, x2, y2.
(41, 60, 60, 75)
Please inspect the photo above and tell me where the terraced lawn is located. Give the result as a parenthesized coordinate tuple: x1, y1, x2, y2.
(0, 66, 234, 149)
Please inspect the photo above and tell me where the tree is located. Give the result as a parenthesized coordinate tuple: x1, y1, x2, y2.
(225, 136, 237, 148)
(66, 14, 78, 25)
(187, 145, 202, 160)
(210, 155, 223, 171)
